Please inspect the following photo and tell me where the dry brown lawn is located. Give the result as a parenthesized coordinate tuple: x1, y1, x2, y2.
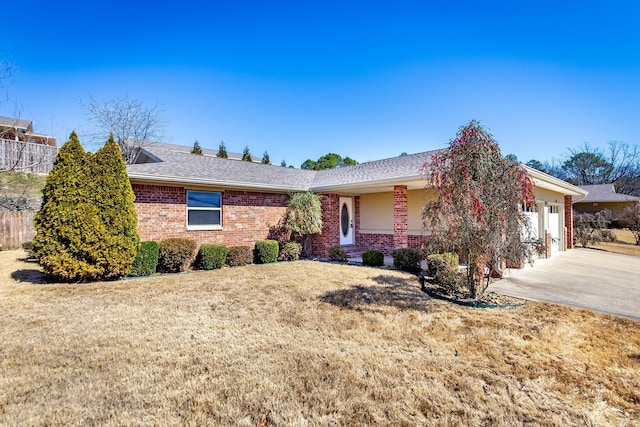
(1, 250, 639, 426)
(593, 229, 640, 257)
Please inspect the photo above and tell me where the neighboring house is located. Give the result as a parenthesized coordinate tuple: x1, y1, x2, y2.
(127, 143, 587, 258)
(572, 184, 640, 220)
(0, 116, 57, 174)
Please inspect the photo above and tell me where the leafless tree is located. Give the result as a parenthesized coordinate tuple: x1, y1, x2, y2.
(0, 58, 15, 106)
(566, 142, 640, 187)
(83, 95, 167, 163)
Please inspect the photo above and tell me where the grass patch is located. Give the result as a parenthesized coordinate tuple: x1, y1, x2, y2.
(0, 171, 47, 198)
(1, 250, 639, 425)
(594, 228, 640, 257)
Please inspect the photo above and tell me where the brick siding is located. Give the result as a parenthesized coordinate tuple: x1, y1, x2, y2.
(393, 185, 408, 249)
(132, 184, 289, 247)
(312, 194, 340, 256)
(564, 195, 573, 249)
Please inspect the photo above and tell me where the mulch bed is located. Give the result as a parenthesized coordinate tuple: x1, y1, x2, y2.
(419, 276, 528, 308)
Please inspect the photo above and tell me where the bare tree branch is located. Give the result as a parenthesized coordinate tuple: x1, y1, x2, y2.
(83, 95, 167, 163)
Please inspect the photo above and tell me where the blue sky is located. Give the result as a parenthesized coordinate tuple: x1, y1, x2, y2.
(3, 1, 639, 167)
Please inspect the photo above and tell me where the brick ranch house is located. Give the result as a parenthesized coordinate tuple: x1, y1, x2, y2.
(126, 143, 588, 259)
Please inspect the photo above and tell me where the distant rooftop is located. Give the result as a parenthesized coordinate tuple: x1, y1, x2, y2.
(574, 184, 640, 203)
(0, 116, 32, 130)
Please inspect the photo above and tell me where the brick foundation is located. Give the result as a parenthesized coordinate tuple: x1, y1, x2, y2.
(133, 184, 289, 247)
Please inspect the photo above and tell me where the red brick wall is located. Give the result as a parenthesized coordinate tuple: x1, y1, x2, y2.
(132, 184, 289, 247)
(564, 195, 573, 249)
(312, 194, 340, 256)
(393, 185, 408, 249)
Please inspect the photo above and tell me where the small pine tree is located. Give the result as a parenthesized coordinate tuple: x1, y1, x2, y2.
(262, 151, 271, 164)
(33, 132, 104, 281)
(280, 160, 287, 167)
(87, 134, 139, 279)
(191, 140, 203, 155)
(242, 146, 252, 162)
(216, 141, 228, 158)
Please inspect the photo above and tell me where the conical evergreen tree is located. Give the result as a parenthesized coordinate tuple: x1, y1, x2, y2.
(87, 134, 139, 279)
(33, 132, 105, 281)
(191, 140, 203, 155)
(216, 141, 228, 158)
(242, 146, 252, 162)
(262, 151, 271, 164)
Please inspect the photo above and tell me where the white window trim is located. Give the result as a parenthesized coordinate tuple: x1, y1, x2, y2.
(186, 190, 223, 231)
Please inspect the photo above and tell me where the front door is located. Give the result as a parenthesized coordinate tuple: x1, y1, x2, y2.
(339, 197, 354, 245)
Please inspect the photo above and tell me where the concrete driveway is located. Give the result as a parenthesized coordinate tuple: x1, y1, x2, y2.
(488, 248, 640, 320)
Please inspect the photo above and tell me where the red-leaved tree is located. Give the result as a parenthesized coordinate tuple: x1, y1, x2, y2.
(422, 121, 535, 298)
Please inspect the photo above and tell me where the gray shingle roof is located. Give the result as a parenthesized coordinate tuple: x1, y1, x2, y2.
(127, 143, 442, 192)
(574, 184, 640, 203)
(0, 116, 32, 130)
(141, 141, 261, 161)
(312, 150, 441, 188)
(127, 148, 317, 191)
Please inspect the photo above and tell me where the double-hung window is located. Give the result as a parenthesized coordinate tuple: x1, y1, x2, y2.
(187, 191, 222, 230)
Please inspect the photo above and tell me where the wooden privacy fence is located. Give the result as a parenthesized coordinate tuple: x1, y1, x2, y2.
(0, 210, 36, 250)
(1, 138, 57, 174)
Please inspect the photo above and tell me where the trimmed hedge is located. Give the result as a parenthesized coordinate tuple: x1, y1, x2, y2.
(279, 241, 302, 261)
(328, 245, 348, 262)
(226, 246, 253, 267)
(196, 243, 227, 270)
(392, 248, 421, 272)
(427, 252, 460, 288)
(157, 238, 197, 273)
(129, 241, 159, 277)
(362, 250, 384, 267)
(255, 240, 279, 264)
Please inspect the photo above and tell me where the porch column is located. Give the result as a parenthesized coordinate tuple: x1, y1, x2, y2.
(564, 195, 573, 249)
(393, 185, 408, 249)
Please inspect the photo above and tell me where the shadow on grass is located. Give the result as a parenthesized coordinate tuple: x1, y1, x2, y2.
(11, 269, 45, 284)
(320, 274, 435, 313)
(631, 354, 640, 365)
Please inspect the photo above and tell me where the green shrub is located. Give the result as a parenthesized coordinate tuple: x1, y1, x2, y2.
(427, 253, 460, 289)
(362, 250, 384, 267)
(226, 246, 253, 267)
(129, 241, 159, 276)
(279, 241, 302, 261)
(196, 243, 227, 270)
(255, 240, 279, 264)
(157, 238, 197, 273)
(328, 245, 348, 262)
(392, 248, 421, 272)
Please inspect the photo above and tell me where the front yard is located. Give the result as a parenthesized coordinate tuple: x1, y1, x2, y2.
(1, 250, 638, 426)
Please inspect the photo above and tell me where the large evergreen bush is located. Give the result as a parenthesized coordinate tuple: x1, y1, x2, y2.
(33, 133, 139, 282)
(86, 135, 139, 279)
(33, 133, 104, 281)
